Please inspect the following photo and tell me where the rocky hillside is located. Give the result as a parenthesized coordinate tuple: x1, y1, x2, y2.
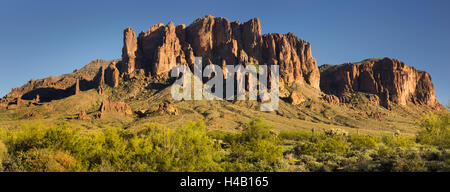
(0, 15, 445, 135)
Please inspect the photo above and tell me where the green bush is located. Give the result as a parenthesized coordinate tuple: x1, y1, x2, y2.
(240, 117, 274, 142)
(349, 134, 378, 150)
(295, 136, 349, 156)
(278, 130, 313, 141)
(1, 120, 224, 172)
(1, 116, 449, 172)
(416, 113, 450, 148)
(227, 118, 284, 171)
(163, 121, 223, 171)
(382, 135, 415, 148)
(0, 140, 7, 171)
(5, 149, 79, 172)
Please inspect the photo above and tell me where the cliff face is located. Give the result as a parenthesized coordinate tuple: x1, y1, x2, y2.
(122, 27, 138, 74)
(320, 58, 440, 108)
(1, 16, 442, 112)
(120, 15, 320, 89)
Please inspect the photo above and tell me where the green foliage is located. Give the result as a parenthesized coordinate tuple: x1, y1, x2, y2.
(416, 112, 450, 148)
(5, 122, 80, 154)
(0, 120, 223, 172)
(240, 118, 274, 142)
(227, 118, 284, 171)
(348, 134, 378, 150)
(0, 116, 449, 172)
(382, 135, 415, 148)
(153, 121, 223, 172)
(0, 140, 7, 171)
(7, 149, 79, 172)
(278, 130, 313, 141)
(295, 136, 349, 155)
(284, 117, 450, 172)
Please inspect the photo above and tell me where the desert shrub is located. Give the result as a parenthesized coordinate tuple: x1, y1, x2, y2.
(2, 116, 449, 172)
(0, 140, 7, 171)
(1, 120, 224, 172)
(375, 147, 428, 172)
(99, 121, 224, 172)
(227, 118, 284, 171)
(71, 128, 130, 171)
(297, 155, 323, 171)
(166, 121, 223, 171)
(240, 118, 274, 142)
(295, 137, 349, 156)
(391, 150, 427, 172)
(416, 113, 450, 148)
(207, 130, 234, 148)
(4, 149, 78, 172)
(324, 128, 348, 137)
(349, 134, 378, 150)
(382, 135, 415, 148)
(4, 122, 80, 154)
(207, 130, 229, 140)
(278, 130, 313, 141)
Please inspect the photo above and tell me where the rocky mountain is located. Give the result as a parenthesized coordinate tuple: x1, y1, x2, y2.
(320, 58, 441, 109)
(0, 15, 445, 135)
(121, 15, 320, 89)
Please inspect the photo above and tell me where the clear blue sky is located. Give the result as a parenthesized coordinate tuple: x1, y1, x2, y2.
(0, 0, 449, 105)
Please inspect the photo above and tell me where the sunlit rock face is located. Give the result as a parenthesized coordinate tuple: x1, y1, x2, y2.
(121, 15, 320, 89)
(320, 58, 440, 108)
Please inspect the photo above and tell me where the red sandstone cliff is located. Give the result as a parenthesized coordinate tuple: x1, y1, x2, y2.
(320, 58, 440, 109)
(1, 16, 442, 111)
(120, 15, 320, 89)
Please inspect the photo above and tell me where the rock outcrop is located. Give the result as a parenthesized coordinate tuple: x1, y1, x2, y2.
(133, 22, 187, 76)
(99, 100, 132, 116)
(158, 100, 178, 115)
(322, 94, 340, 105)
(95, 63, 120, 88)
(289, 91, 305, 105)
(122, 27, 138, 74)
(74, 79, 80, 95)
(95, 66, 106, 88)
(105, 64, 120, 88)
(34, 94, 40, 103)
(121, 15, 320, 88)
(320, 58, 440, 108)
(16, 96, 22, 106)
(77, 110, 88, 120)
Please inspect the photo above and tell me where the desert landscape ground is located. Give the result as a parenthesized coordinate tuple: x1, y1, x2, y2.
(0, 15, 448, 172)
